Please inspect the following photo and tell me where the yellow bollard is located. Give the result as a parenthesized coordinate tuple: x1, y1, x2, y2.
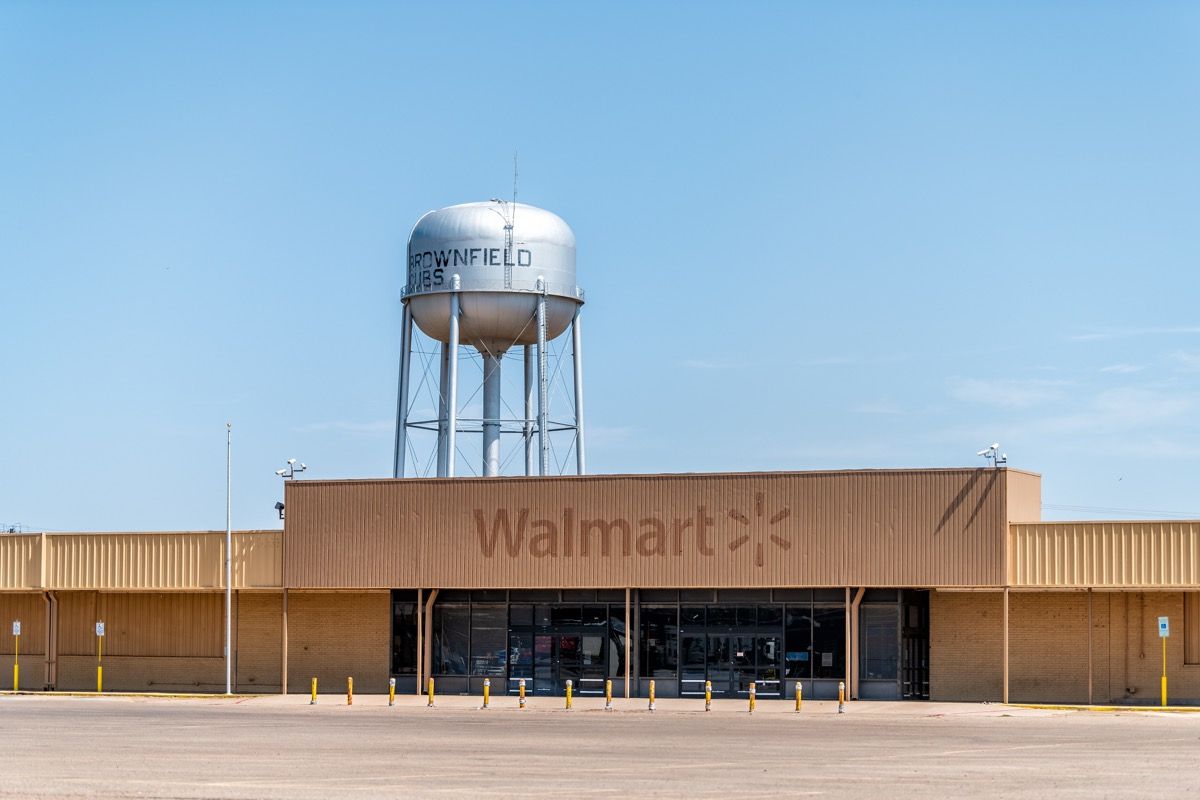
(605, 678, 613, 711)
(12, 631, 18, 694)
(565, 679, 573, 710)
(705, 679, 712, 712)
(310, 677, 317, 705)
(96, 665, 103, 694)
(388, 677, 395, 707)
(12, 662, 17, 694)
(1162, 636, 1168, 707)
(347, 677, 354, 706)
(749, 681, 756, 714)
(427, 676, 435, 708)
(482, 677, 490, 709)
(795, 681, 802, 712)
(838, 681, 845, 714)
(519, 678, 526, 709)
(648, 679, 656, 712)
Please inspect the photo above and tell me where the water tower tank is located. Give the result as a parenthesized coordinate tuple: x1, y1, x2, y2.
(406, 201, 581, 353)
(393, 200, 587, 479)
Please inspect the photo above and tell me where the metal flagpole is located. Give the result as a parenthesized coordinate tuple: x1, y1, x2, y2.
(225, 422, 232, 695)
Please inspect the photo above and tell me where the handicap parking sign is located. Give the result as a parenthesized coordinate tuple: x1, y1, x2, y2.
(1158, 616, 1169, 638)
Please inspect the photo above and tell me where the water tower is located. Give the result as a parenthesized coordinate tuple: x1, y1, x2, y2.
(392, 200, 586, 478)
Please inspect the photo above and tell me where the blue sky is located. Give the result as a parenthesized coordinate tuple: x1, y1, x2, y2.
(2, 2, 1198, 531)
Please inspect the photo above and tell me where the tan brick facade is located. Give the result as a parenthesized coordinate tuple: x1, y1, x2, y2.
(932, 590, 1200, 704)
(930, 591, 1002, 701)
(285, 591, 390, 694)
(236, 592, 282, 692)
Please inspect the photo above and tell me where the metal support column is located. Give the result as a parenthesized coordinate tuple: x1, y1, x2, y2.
(281, 589, 288, 695)
(423, 589, 440, 688)
(445, 276, 461, 478)
(482, 351, 502, 477)
(392, 303, 413, 478)
(535, 277, 549, 476)
(1002, 587, 1010, 704)
(523, 345, 534, 476)
(624, 588, 631, 699)
(436, 345, 449, 476)
(415, 588, 423, 695)
(571, 308, 586, 475)
(1087, 588, 1094, 705)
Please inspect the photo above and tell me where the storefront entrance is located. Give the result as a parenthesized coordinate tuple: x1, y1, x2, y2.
(681, 634, 782, 698)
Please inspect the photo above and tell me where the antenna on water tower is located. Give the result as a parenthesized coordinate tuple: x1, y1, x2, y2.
(393, 191, 586, 480)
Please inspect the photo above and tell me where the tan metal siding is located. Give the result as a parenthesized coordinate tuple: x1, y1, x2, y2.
(40, 531, 281, 591)
(57, 591, 222, 658)
(285, 469, 1013, 589)
(1005, 470, 1042, 523)
(1009, 522, 1200, 588)
(0, 535, 42, 590)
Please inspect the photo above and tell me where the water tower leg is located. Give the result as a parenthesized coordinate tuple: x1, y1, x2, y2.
(572, 309, 586, 475)
(482, 351, 502, 477)
(446, 277, 461, 478)
(535, 280, 549, 476)
(436, 344, 449, 477)
(393, 303, 413, 479)
(523, 345, 534, 476)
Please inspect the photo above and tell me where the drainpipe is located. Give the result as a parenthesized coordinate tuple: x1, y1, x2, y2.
(415, 588, 423, 695)
(850, 588, 865, 699)
(423, 589, 439, 688)
(43, 591, 57, 690)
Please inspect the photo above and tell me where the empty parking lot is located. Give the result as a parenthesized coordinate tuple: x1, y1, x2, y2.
(1, 695, 1198, 799)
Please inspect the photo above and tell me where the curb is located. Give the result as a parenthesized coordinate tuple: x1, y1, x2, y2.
(1007, 703, 1200, 714)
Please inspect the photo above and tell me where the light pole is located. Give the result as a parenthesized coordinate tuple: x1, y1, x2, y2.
(225, 423, 232, 696)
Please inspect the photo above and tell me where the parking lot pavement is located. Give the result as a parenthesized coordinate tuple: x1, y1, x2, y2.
(1, 694, 1198, 799)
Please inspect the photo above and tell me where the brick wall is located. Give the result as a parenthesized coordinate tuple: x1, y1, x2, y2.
(932, 590, 1200, 704)
(930, 591, 1002, 701)
(236, 592, 282, 692)
(285, 591, 390, 694)
(58, 655, 225, 692)
(0, 593, 47, 690)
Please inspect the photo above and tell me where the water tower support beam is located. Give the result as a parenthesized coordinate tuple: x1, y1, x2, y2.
(572, 309, 586, 475)
(482, 351, 502, 477)
(392, 303, 413, 479)
(436, 344, 449, 477)
(445, 275, 462, 478)
(523, 345, 534, 476)
(535, 278, 549, 476)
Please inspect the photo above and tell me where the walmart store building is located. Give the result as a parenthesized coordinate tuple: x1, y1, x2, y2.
(3, 467, 1200, 704)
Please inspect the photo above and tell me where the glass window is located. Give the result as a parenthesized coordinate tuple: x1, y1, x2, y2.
(860, 605, 899, 680)
(757, 605, 783, 628)
(812, 606, 845, 679)
(469, 605, 507, 676)
(552, 605, 583, 626)
(432, 605, 469, 675)
(736, 607, 757, 628)
(391, 599, 418, 675)
(583, 605, 607, 626)
(707, 606, 735, 630)
(534, 604, 552, 627)
(509, 632, 533, 681)
(510, 604, 533, 627)
(607, 613, 627, 678)
(784, 606, 812, 679)
(640, 606, 679, 677)
(680, 606, 705, 630)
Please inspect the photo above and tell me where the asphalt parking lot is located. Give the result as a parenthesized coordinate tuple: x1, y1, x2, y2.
(1, 694, 1198, 799)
